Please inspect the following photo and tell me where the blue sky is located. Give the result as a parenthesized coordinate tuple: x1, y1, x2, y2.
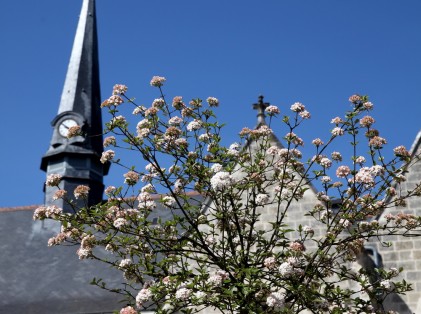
(1, 1, 420, 207)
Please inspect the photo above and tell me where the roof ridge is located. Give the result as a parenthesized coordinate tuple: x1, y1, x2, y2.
(409, 129, 421, 156)
(0, 205, 40, 213)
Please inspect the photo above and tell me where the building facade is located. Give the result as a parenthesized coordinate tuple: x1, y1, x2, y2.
(1, 0, 421, 313)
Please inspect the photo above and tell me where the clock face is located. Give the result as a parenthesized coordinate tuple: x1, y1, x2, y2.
(58, 119, 78, 137)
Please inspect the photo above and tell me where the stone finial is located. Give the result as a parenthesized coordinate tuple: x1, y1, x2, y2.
(252, 95, 270, 125)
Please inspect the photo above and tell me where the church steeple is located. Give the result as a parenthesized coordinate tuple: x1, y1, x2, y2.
(41, 0, 108, 212)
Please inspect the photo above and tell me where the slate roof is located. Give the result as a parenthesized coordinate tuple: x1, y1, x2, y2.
(0, 192, 206, 314)
(0, 206, 122, 314)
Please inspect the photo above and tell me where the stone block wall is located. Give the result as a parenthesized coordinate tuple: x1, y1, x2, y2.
(368, 139, 421, 313)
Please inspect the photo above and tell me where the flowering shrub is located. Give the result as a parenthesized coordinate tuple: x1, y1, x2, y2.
(36, 79, 421, 314)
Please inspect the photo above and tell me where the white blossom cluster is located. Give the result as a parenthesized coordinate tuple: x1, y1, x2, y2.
(46, 173, 62, 186)
(168, 116, 183, 126)
(207, 270, 229, 287)
(187, 119, 203, 131)
(211, 163, 223, 173)
(76, 234, 95, 260)
(210, 171, 234, 191)
(119, 258, 132, 269)
(227, 142, 241, 156)
(132, 105, 146, 115)
(331, 127, 344, 136)
(198, 133, 211, 142)
(113, 217, 128, 229)
(380, 279, 392, 291)
(136, 288, 153, 307)
(319, 157, 332, 168)
(33, 205, 63, 220)
(152, 98, 165, 108)
(264, 257, 277, 269)
(265, 105, 280, 114)
(278, 256, 304, 279)
(206, 97, 219, 107)
(255, 193, 269, 205)
(162, 196, 176, 208)
(175, 287, 192, 300)
(141, 183, 155, 193)
(354, 166, 386, 186)
(136, 119, 151, 139)
(290, 102, 305, 112)
(100, 150, 115, 164)
(278, 262, 295, 278)
(138, 192, 157, 210)
(266, 291, 285, 309)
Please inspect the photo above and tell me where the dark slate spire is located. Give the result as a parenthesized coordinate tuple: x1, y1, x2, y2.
(253, 95, 270, 126)
(41, 0, 108, 212)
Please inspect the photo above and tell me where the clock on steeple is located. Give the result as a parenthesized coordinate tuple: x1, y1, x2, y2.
(41, 0, 109, 212)
(49, 111, 86, 146)
(58, 118, 79, 137)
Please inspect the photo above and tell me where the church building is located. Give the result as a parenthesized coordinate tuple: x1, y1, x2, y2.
(0, 0, 420, 313)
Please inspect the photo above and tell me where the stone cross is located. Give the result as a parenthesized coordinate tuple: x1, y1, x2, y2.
(252, 95, 270, 125)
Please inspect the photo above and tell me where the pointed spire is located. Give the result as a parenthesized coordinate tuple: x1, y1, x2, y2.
(41, 0, 107, 211)
(59, 0, 100, 113)
(253, 95, 270, 125)
(57, 0, 103, 153)
(41, 0, 104, 163)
